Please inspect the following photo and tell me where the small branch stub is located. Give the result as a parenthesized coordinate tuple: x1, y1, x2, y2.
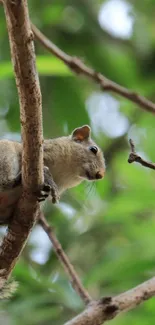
(128, 139, 155, 170)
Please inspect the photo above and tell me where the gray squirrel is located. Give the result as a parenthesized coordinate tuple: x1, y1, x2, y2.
(0, 125, 105, 225)
(0, 125, 105, 298)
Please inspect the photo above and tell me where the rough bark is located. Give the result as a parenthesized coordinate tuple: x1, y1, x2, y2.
(64, 277, 155, 325)
(0, 0, 43, 286)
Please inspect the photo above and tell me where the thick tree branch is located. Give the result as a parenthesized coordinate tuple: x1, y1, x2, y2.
(64, 277, 155, 325)
(39, 213, 91, 305)
(0, 0, 43, 286)
(32, 24, 155, 115)
(128, 139, 155, 170)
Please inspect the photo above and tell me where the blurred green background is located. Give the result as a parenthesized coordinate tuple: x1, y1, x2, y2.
(0, 0, 155, 324)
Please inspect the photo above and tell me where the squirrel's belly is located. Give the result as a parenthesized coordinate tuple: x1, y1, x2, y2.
(0, 188, 21, 224)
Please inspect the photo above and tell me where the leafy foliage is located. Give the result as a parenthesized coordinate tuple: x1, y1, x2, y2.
(0, 0, 155, 324)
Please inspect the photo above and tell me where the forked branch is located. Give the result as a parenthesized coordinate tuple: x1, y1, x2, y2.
(64, 276, 155, 325)
(128, 139, 155, 170)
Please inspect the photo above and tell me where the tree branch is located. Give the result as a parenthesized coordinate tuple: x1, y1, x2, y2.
(31, 23, 155, 115)
(39, 213, 91, 305)
(0, 0, 43, 287)
(64, 276, 155, 325)
(128, 139, 155, 170)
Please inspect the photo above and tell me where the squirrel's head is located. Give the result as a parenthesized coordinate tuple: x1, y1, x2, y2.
(44, 125, 105, 193)
(70, 125, 105, 182)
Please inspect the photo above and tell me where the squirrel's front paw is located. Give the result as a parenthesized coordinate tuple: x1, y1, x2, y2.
(37, 166, 60, 204)
(37, 183, 51, 202)
(37, 182, 60, 203)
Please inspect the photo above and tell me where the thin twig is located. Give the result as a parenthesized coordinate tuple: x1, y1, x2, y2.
(39, 213, 91, 305)
(31, 23, 155, 115)
(0, 0, 43, 287)
(128, 139, 155, 170)
(64, 276, 155, 325)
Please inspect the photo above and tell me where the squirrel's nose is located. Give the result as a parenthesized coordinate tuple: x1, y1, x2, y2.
(96, 169, 104, 179)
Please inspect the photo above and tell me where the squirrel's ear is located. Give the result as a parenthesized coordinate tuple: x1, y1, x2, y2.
(71, 125, 91, 141)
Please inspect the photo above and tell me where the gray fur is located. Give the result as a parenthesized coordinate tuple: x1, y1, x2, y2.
(0, 126, 105, 224)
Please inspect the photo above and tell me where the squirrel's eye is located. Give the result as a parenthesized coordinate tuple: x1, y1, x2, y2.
(89, 146, 98, 155)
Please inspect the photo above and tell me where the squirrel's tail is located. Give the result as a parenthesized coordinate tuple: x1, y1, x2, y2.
(0, 279, 18, 299)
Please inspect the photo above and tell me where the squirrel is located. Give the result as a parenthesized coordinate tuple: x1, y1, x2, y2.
(0, 125, 105, 298)
(0, 125, 105, 225)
